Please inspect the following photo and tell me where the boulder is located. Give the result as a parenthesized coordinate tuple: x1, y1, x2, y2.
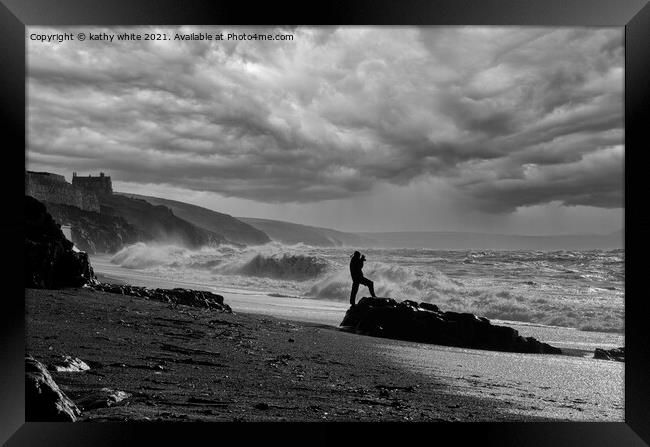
(340, 297, 561, 355)
(77, 388, 131, 411)
(49, 355, 91, 373)
(594, 346, 624, 362)
(25, 356, 81, 421)
(25, 195, 96, 288)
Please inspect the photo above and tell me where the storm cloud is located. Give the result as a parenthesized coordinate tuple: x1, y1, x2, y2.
(27, 26, 623, 213)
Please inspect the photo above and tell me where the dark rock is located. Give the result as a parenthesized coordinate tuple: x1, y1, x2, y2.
(419, 302, 439, 313)
(49, 355, 91, 372)
(401, 300, 420, 309)
(25, 356, 81, 421)
(594, 346, 624, 362)
(340, 297, 562, 355)
(25, 195, 96, 288)
(89, 282, 232, 312)
(76, 388, 131, 411)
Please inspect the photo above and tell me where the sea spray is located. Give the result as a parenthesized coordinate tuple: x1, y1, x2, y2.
(110, 242, 189, 269)
(107, 243, 624, 333)
(307, 262, 463, 301)
(110, 241, 333, 281)
(234, 254, 329, 280)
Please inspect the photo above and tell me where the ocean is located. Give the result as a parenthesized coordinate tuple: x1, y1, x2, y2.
(102, 243, 624, 335)
(90, 243, 625, 420)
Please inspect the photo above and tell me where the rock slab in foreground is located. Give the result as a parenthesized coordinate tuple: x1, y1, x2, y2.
(594, 346, 624, 362)
(89, 282, 232, 312)
(25, 356, 81, 421)
(77, 388, 132, 411)
(341, 297, 562, 355)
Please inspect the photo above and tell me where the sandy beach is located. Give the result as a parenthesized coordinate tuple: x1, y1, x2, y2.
(26, 286, 562, 422)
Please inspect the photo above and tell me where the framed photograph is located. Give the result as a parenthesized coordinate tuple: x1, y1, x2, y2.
(4, 0, 649, 445)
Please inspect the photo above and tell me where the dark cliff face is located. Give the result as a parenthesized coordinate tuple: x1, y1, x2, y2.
(98, 194, 227, 249)
(43, 202, 145, 254)
(25, 196, 95, 288)
(31, 191, 228, 254)
(119, 193, 271, 246)
(26, 171, 251, 252)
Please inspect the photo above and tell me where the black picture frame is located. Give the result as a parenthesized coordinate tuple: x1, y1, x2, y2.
(2, 0, 648, 445)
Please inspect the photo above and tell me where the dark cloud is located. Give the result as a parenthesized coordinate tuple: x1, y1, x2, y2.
(28, 26, 623, 211)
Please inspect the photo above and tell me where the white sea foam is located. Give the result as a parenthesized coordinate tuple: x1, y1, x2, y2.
(108, 242, 624, 333)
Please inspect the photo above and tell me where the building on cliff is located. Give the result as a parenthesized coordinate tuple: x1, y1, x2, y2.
(25, 171, 101, 212)
(72, 172, 113, 196)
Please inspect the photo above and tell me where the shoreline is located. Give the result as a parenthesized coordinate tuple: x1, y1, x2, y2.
(92, 255, 624, 338)
(25, 286, 555, 422)
(93, 267, 622, 356)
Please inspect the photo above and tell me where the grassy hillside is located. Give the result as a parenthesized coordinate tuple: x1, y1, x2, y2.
(120, 193, 270, 246)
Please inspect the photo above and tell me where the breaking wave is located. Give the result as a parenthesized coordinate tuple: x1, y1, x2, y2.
(230, 254, 329, 281)
(110, 242, 331, 281)
(110, 242, 188, 269)
(307, 261, 623, 333)
(108, 243, 624, 333)
(308, 262, 463, 301)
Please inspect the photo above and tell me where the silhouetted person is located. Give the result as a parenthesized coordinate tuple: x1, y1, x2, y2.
(349, 251, 376, 306)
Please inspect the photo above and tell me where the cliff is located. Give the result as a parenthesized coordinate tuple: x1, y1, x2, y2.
(120, 193, 270, 246)
(43, 202, 145, 254)
(25, 196, 95, 288)
(26, 171, 232, 253)
(98, 194, 227, 249)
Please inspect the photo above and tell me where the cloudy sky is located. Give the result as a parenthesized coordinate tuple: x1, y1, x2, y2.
(27, 26, 624, 235)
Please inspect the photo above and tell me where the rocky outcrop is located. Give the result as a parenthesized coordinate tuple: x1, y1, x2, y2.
(25, 195, 96, 288)
(25, 356, 81, 421)
(89, 282, 232, 312)
(340, 297, 562, 355)
(594, 346, 624, 362)
(44, 201, 145, 254)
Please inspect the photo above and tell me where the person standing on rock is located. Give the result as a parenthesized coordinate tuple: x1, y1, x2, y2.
(349, 251, 376, 306)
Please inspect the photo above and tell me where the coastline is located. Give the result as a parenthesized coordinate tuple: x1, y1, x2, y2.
(87, 259, 624, 421)
(26, 287, 554, 422)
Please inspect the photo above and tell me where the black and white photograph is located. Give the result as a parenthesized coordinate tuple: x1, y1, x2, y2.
(24, 25, 625, 423)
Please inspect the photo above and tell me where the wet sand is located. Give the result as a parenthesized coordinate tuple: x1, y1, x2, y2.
(92, 265, 624, 421)
(25, 287, 551, 422)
